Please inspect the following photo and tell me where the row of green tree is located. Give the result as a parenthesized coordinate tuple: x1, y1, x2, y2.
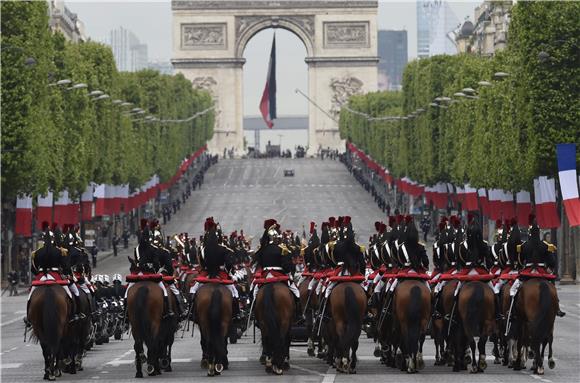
(1, 1, 214, 203)
(339, 1, 579, 192)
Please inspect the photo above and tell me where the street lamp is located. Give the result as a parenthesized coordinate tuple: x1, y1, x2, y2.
(462, 87, 476, 94)
(112, 99, 123, 105)
(478, 81, 492, 87)
(493, 72, 510, 79)
(88, 90, 103, 97)
(49, 79, 72, 87)
(453, 92, 466, 98)
(67, 83, 87, 91)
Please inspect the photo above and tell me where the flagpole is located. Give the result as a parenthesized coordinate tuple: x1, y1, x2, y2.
(294, 88, 337, 122)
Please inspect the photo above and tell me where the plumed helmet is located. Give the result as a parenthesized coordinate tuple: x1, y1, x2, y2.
(309, 221, 316, 234)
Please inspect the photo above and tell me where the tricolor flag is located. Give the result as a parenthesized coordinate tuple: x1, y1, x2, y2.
(36, 192, 53, 229)
(15, 195, 33, 237)
(533, 176, 560, 228)
(478, 188, 489, 217)
(259, 34, 277, 129)
(501, 190, 515, 219)
(488, 189, 503, 220)
(463, 184, 478, 211)
(556, 144, 580, 227)
(516, 190, 532, 226)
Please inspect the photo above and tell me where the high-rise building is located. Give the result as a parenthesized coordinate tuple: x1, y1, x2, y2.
(108, 27, 148, 72)
(377, 30, 408, 91)
(416, 0, 460, 58)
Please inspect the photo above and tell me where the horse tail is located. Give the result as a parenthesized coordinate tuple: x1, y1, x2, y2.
(135, 286, 152, 347)
(43, 287, 61, 354)
(341, 285, 362, 353)
(261, 283, 279, 354)
(531, 281, 552, 343)
(465, 282, 484, 336)
(208, 287, 225, 361)
(406, 285, 422, 356)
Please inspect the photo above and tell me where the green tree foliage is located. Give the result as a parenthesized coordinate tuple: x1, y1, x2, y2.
(1, 1, 214, 202)
(340, 1, 579, 192)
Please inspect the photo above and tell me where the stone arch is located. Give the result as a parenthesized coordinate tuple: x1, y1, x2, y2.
(234, 15, 315, 58)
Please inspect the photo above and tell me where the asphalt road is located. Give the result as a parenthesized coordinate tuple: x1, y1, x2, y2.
(2, 158, 579, 383)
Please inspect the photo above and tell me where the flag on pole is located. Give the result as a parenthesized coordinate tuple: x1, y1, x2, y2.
(556, 143, 580, 226)
(259, 34, 277, 129)
(15, 195, 33, 237)
(533, 177, 560, 228)
(516, 190, 532, 225)
(36, 192, 53, 229)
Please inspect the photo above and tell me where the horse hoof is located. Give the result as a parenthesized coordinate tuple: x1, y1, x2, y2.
(215, 363, 224, 373)
(494, 357, 501, 365)
(265, 357, 273, 368)
(265, 365, 273, 374)
(479, 359, 487, 371)
(165, 365, 172, 372)
(417, 358, 425, 370)
(374, 347, 381, 357)
(348, 368, 356, 374)
(201, 359, 209, 369)
(140, 354, 147, 364)
(549, 359, 555, 369)
(273, 366, 283, 375)
(536, 366, 544, 375)
(146, 364, 155, 375)
(54, 369, 61, 378)
(160, 358, 169, 369)
(307, 348, 315, 357)
(259, 355, 266, 365)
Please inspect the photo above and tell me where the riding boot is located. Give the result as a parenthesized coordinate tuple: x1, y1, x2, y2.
(24, 300, 32, 328)
(432, 293, 443, 319)
(494, 293, 505, 321)
(294, 296, 302, 320)
(162, 296, 175, 319)
(177, 293, 188, 320)
(70, 296, 79, 323)
(232, 298, 241, 322)
(75, 295, 87, 320)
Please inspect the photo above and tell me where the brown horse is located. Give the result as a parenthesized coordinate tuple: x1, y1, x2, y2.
(28, 284, 71, 381)
(255, 282, 294, 375)
(440, 279, 459, 367)
(126, 281, 164, 378)
(195, 283, 232, 376)
(392, 280, 431, 373)
(512, 278, 558, 375)
(455, 281, 496, 373)
(326, 282, 367, 374)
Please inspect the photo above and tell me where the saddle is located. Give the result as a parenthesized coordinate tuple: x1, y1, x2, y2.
(194, 270, 234, 284)
(519, 266, 556, 280)
(396, 267, 431, 280)
(328, 275, 365, 283)
(126, 272, 163, 283)
(499, 266, 519, 280)
(31, 271, 70, 286)
(254, 270, 290, 285)
(455, 267, 494, 282)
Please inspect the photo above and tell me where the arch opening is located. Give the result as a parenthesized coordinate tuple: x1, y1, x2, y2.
(242, 28, 309, 156)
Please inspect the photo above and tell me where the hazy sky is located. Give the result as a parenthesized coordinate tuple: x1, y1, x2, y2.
(66, 0, 477, 116)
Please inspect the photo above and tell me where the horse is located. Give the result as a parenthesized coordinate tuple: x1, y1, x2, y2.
(454, 281, 496, 373)
(512, 278, 558, 375)
(255, 282, 294, 375)
(195, 283, 232, 376)
(126, 281, 164, 378)
(27, 284, 71, 381)
(326, 282, 367, 373)
(392, 279, 430, 373)
(298, 274, 319, 357)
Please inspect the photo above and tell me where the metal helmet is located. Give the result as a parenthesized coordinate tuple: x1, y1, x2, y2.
(112, 273, 122, 283)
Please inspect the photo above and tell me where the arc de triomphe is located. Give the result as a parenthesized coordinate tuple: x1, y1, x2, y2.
(171, 0, 378, 155)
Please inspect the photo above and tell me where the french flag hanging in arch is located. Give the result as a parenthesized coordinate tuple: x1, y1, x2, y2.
(259, 34, 277, 129)
(556, 144, 580, 227)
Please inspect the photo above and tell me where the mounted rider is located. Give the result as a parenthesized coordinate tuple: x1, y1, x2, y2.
(190, 217, 240, 320)
(508, 214, 565, 318)
(127, 218, 175, 319)
(27, 221, 82, 325)
(253, 219, 301, 315)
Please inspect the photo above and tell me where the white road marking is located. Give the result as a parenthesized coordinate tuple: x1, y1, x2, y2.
(321, 366, 336, 383)
(291, 363, 324, 376)
(0, 363, 23, 369)
(0, 316, 24, 327)
(0, 346, 19, 355)
(105, 356, 250, 366)
(521, 370, 553, 383)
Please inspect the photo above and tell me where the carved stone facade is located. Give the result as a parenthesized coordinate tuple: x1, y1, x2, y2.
(181, 23, 227, 49)
(324, 22, 369, 48)
(329, 77, 364, 116)
(172, 0, 378, 155)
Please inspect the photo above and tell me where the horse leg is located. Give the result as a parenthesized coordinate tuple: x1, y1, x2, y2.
(134, 340, 144, 378)
(478, 336, 488, 372)
(548, 339, 555, 369)
(349, 338, 358, 374)
(41, 343, 53, 381)
(535, 340, 546, 375)
(417, 334, 425, 370)
(165, 341, 173, 372)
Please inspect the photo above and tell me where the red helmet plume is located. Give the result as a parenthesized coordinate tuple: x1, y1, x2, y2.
(337, 216, 344, 227)
(374, 221, 381, 232)
(140, 218, 149, 231)
(41, 221, 50, 231)
(149, 219, 159, 230)
(510, 217, 518, 227)
(379, 222, 386, 234)
(343, 216, 351, 226)
(495, 219, 503, 228)
(528, 213, 536, 226)
(438, 222, 446, 231)
(309, 222, 316, 234)
(396, 214, 404, 224)
(404, 215, 413, 224)
(263, 219, 277, 230)
(205, 217, 216, 231)
(467, 213, 475, 225)
(328, 217, 336, 227)
(51, 222, 59, 231)
(388, 216, 396, 227)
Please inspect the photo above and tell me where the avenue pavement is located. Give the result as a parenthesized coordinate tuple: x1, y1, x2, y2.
(2, 158, 579, 383)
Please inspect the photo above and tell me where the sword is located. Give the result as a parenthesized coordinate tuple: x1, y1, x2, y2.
(302, 287, 313, 318)
(447, 301, 456, 337)
(505, 296, 515, 337)
(316, 297, 328, 337)
(244, 294, 257, 336)
(181, 298, 194, 339)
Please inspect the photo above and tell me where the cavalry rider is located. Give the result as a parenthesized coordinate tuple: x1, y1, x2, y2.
(507, 214, 565, 318)
(301, 222, 322, 296)
(394, 216, 429, 285)
(254, 219, 301, 316)
(27, 222, 83, 324)
(190, 217, 240, 320)
(62, 224, 92, 315)
(323, 216, 365, 299)
(149, 220, 187, 319)
(128, 219, 175, 319)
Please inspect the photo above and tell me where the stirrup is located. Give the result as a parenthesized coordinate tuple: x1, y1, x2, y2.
(433, 311, 443, 320)
(23, 318, 32, 328)
(163, 310, 175, 319)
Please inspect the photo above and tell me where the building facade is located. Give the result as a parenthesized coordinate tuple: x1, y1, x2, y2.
(377, 30, 407, 90)
(48, 0, 86, 42)
(109, 26, 149, 72)
(416, 0, 459, 58)
(455, 0, 512, 56)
